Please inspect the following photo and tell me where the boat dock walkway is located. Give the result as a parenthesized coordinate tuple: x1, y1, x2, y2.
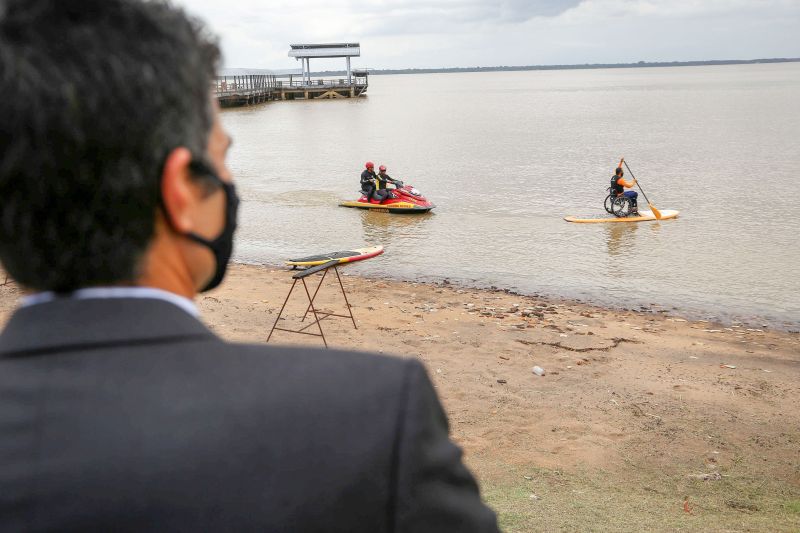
(215, 72, 368, 107)
(216, 44, 367, 107)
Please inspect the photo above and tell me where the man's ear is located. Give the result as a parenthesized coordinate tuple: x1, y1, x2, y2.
(160, 147, 196, 232)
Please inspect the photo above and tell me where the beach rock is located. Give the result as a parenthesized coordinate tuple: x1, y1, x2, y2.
(687, 472, 721, 481)
(532, 366, 545, 376)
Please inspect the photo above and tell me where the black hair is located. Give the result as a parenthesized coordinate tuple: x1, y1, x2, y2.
(615, 167, 624, 176)
(0, 0, 220, 291)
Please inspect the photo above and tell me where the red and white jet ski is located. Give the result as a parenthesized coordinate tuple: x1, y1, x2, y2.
(339, 181, 435, 213)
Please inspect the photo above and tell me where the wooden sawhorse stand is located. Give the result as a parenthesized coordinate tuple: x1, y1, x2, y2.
(267, 260, 356, 348)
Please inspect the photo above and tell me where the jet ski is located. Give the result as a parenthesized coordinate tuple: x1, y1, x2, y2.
(339, 181, 435, 213)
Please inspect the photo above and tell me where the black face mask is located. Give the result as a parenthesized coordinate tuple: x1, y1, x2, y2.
(184, 160, 240, 292)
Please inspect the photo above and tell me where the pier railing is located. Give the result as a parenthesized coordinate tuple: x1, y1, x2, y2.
(276, 78, 362, 88)
(214, 76, 367, 94)
(214, 73, 369, 106)
(215, 74, 277, 96)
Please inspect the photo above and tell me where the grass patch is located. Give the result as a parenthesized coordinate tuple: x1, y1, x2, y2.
(479, 463, 800, 532)
(784, 499, 800, 514)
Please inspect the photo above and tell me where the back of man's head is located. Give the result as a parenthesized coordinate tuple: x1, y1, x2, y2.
(0, 0, 220, 292)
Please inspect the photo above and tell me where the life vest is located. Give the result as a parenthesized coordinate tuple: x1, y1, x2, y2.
(377, 173, 391, 190)
(610, 175, 624, 195)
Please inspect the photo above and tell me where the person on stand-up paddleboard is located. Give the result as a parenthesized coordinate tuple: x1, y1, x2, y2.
(360, 161, 378, 202)
(611, 157, 639, 215)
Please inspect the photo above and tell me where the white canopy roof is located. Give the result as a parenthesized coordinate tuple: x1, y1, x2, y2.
(288, 43, 360, 59)
(218, 68, 302, 77)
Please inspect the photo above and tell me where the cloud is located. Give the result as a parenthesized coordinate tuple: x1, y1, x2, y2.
(175, 0, 800, 69)
(562, 0, 800, 21)
(498, 0, 585, 19)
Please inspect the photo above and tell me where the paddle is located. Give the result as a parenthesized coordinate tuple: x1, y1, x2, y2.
(623, 160, 662, 219)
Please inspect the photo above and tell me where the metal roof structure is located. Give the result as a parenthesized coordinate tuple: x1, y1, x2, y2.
(288, 43, 362, 85)
(288, 43, 360, 59)
(218, 68, 301, 77)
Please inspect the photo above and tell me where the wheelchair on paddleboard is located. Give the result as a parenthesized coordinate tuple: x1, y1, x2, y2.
(603, 187, 637, 218)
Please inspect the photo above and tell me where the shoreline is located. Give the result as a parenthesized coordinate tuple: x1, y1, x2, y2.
(1, 263, 798, 530)
(235, 260, 800, 333)
(314, 57, 800, 77)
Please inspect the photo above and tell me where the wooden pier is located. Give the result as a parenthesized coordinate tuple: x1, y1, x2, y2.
(216, 44, 367, 107)
(215, 70, 368, 108)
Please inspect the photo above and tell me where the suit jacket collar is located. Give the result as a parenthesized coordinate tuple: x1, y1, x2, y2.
(0, 297, 214, 357)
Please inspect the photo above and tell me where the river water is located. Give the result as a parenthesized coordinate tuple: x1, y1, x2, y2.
(221, 63, 800, 329)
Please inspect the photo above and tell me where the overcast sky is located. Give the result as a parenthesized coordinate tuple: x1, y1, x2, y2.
(174, 0, 800, 70)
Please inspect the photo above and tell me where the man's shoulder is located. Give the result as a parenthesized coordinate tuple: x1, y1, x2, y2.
(221, 341, 415, 377)
(179, 340, 423, 405)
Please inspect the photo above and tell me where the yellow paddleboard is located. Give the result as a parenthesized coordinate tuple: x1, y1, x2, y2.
(564, 209, 679, 223)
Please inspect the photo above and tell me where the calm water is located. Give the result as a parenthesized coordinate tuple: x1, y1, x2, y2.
(222, 63, 800, 329)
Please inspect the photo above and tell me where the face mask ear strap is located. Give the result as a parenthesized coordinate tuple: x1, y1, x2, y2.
(188, 159, 225, 191)
(187, 159, 212, 178)
(159, 156, 223, 228)
(185, 231, 215, 249)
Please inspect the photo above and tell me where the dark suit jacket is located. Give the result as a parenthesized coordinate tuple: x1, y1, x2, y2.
(0, 297, 498, 532)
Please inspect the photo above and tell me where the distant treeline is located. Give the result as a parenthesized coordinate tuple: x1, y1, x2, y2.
(315, 57, 800, 76)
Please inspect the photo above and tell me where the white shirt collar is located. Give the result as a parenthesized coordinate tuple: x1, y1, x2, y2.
(20, 287, 199, 317)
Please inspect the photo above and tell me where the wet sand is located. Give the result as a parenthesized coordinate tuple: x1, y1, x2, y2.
(2, 263, 799, 531)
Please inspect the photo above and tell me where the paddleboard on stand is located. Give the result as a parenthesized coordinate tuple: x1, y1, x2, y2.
(285, 245, 384, 267)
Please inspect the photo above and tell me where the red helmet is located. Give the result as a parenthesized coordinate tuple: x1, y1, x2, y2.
(379, 165, 386, 172)
(365, 161, 374, 169)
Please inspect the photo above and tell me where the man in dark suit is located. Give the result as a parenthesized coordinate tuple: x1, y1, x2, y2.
(0, 1, 498, 531)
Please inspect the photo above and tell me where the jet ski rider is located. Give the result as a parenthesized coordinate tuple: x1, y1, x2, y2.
(360, 161, 378, 200)
(376, 165, 400, 200)
(611, 157, 638, 215)
(361, 162, 400, 204)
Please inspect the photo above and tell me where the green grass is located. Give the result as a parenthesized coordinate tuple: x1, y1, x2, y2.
(480, 464, 800, 532)
(784, 499, 800, 515)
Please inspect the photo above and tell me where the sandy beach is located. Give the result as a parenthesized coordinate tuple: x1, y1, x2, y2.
(2, 263, 798, 531)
